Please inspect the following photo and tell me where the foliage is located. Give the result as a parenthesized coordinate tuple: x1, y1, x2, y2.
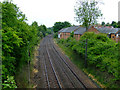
(54, 32, 58, 38)
(101, 21, 119, 28)
(111, 21, 118, 28)
(101, 21, 105, 26)
(2, 76, 17, 88)
(38, 25, 47, 37)
(57, 32, 120, 81)
(53, 21, 72, 33)
(118, 21, 120, 28)
(46, 27, 53, 35)
(2, 1, 46, 88)
(70, 31, 74, 38)
(74, 0, 102, 30)
(106, 22, 110, 26)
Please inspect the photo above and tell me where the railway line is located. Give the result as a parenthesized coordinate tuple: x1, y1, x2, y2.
(35, 35, 99, 89)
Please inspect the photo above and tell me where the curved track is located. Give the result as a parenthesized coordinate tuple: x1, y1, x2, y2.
(35, 35, 99, 89)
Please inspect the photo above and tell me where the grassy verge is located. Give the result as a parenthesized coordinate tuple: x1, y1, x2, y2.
(15, 40, 41, 88)
(54, 38, 120, 88)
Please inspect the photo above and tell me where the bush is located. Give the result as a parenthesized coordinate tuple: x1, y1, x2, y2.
(2, 1, 46, 88)
(54, 32, 58, 38)
(57, 32, 120, 80)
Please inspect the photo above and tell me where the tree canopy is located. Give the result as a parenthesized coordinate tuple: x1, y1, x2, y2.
(53, 21, 72, 33)
(74, 0, 102, 30)
(111, 21, 118, 28)
(101, 21, 105, 26)
(1, 1, 47, 88)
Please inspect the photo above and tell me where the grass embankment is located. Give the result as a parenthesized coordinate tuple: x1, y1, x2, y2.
(54, 38, 120, 88)
(15, 41, 41, 88)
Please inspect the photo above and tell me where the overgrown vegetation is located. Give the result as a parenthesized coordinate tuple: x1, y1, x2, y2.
(1, 1, 47, 88)
(56, 32, 120, 88)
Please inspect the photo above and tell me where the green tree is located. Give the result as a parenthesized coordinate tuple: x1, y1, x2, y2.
(62, 21, 71, 28)
(2, 1, 43, 88)
(111, 21, 118, 28)
(118, 21, 120, 28)
(106, 22, 110, 26)
(38, 25, 47, 37)
(53, 22, 63, 33)
(101, 21, 105, 26)
(46, 27, 53, 35)
(74, 0, 102, 68)
(74, 0, 102, 31)
(53, 21, 71, 33)
(31, 21, 38, 28)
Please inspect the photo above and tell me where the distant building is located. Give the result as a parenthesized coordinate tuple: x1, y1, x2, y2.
(96, 27, 120, 42)
(58, 26, 100, 40)
(58, 26, 80, 39)
(58, 25, 120, 42)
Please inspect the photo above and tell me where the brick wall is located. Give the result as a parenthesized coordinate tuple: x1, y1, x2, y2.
(111, 33, 116, 41)
(88, 27, 100, 34)
(59, 27, 119, 42)
(60, 32, 70, 39)
(74, 34, 81, 40)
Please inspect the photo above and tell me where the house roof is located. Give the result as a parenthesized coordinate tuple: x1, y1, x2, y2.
(59, 25, 120, 35)
(58, 26, 79, 33)
(58, 28, 65, 33)
(96, 27, 119, 34)
(74, 27, 86, 34)
(59, 26, 89, 34)
(115, 28, 120, 35)
(74, 26, 93, 34)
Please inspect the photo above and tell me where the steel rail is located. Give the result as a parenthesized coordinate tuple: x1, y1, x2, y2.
(45, 44, 62, 88)
(49, 37, 87, 90)
(41, 38, 50, 89)
(47, 37, 80, 88)
(43, 52, 50, 89)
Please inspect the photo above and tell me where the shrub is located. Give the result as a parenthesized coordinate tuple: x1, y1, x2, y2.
(58, 32, 120, 80)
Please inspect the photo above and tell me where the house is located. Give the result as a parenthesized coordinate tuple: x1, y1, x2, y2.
(96, 27, 120, 42)
(58, 26, 100, 40)
(115, 28, 120, 42)
(74, 26, 100, 40)
(58, 26, 80, 39)
(74, 27, 86, 40)
(58, 25, 120, 42)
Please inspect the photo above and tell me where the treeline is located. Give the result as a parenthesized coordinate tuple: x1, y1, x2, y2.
(2, 1, 47, 88)
(53, 21, 72, 33)
(101, 21, 120, 28)
(53, 21, 72, 38)
(56, 32, 120, 88)
(52, 21, 120, 34)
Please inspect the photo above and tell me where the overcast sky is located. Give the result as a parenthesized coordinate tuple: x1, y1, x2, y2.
(1, 0, 120, 27)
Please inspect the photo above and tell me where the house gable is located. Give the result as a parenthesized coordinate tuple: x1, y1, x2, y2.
(88, 26, 100, 34)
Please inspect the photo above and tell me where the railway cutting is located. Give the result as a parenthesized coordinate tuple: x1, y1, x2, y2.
(33, 35, 99, 89)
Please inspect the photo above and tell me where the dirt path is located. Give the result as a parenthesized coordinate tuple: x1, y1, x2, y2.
(31, 35, 99, 89)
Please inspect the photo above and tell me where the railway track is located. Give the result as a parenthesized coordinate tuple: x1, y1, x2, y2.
(35, 35, 99, 89)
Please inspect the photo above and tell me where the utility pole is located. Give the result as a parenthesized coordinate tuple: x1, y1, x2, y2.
(85, 39, 88, 68)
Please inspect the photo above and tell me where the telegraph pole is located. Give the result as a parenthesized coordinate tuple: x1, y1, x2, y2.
(85, 39, 88, 68)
